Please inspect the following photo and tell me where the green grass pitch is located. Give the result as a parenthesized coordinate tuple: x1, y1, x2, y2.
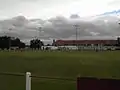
(0, 51, 120, 90)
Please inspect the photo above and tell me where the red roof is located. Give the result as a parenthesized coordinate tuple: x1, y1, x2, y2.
(55, 40, 117, 45)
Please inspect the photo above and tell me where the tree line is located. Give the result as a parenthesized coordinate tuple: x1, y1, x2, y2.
(30, 39, 44, 50)
(0, 36, 44, 50)
(0, 36, 120, 50)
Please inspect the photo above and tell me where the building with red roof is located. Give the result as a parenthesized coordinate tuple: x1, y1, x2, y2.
(53, 40, 117, 46)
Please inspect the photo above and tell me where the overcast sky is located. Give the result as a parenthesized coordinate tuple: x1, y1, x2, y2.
(0, 0, 120, 20)
(0, 0, 120, 45)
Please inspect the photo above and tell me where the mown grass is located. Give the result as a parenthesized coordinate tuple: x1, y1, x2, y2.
(0, 51, 120, 90)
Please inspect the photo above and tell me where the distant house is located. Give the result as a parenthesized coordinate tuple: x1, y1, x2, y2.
(53, 40, 117, 46)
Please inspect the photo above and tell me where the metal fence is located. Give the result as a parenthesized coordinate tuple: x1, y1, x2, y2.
(0, 72, 120, 90)
(0, 72, 76, 90)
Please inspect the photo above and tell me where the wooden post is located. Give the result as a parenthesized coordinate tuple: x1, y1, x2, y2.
(26, 72, 31, 90)
(77, 76, 80, 90)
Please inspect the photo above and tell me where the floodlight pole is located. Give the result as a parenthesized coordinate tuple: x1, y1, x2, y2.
(73, 25, 79, 41)
(73, 25, 79, 49)
(38, 27, 41, 39)
(38, 27, 43, 40)
(8, 28, 12, 50)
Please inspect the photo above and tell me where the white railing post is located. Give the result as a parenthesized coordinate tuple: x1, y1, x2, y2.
(26, 72, 31, 90)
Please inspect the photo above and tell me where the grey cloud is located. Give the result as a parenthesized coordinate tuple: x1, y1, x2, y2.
(70, 14, 80, 19)
(20, 0, 39, 2)
(20, 0, 80, 3)
(0, 14, 120, 44)
(108, 0, 120, 5)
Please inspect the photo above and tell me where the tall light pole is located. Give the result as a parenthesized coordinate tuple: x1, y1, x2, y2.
(38, 26, 44, 39)
(38, 27, 42, 39)
(73, 24, 79, 49)
(8, 28, 12, 50)
(73, 24, 79, 40)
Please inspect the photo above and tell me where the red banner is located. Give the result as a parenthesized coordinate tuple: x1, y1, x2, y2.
(77, 77, 120, 90)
